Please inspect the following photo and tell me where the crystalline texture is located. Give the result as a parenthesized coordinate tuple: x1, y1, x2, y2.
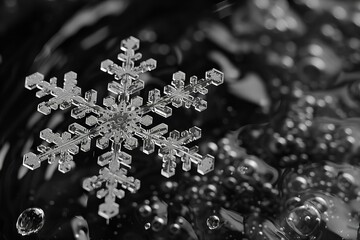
(23, 36, 224, 219)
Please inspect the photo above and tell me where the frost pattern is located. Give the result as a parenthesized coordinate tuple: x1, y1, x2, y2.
(23, 36, 224, 219)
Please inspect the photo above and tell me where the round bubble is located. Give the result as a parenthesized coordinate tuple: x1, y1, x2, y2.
(144, 222, 151, 230)
(207, 215, 220, 230)
(16, 208, 45, 236)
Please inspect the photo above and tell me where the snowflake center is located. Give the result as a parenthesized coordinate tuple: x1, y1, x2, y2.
(114, 112, 129, 126)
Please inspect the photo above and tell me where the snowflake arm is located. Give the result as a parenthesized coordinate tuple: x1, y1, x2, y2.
(141, 69, 223, 116)
(135, 124, 214, 178)
(83, 142, 140, 219)
(100, 36, 156, 101)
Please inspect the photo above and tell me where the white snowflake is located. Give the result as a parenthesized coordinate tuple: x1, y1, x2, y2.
(23, 36, 224, 219)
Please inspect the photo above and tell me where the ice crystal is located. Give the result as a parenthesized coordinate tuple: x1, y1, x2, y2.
(23, 36, 224, 219)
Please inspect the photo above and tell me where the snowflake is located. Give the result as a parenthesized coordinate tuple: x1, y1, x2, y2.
(23, 36, 224, 219)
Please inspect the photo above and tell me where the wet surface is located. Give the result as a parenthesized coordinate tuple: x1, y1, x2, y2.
(2, 0, 360, 239)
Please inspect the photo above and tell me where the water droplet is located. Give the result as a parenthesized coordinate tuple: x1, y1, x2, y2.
(16, 208, 45, 236)
(144, 223, 151, 230)
(207, 215, 220, 230)
(286, 205, 321, 236)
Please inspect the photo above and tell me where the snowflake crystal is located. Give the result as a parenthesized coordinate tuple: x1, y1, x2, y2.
(23, 36, 224, 219)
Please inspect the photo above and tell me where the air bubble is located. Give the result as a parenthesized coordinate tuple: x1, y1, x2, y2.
(286, 205, 321, 236)
(144, 223, 151, 230)
(238, 166, 249, 175)
(306, 196, 328, 213)
(151, 216, 166, 232)
(207, 215, 220, 230)
(169, 223, 181, 234)
(16, 208, 45, 236)
(139, 204, 152, 217)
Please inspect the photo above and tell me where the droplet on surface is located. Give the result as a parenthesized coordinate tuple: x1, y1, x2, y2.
(16, 208, 45, 236)
(144, 222, 151, 230)
(207, 215, 220, 230)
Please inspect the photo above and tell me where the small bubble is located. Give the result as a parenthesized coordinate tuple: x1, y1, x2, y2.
(337, 173, 354, 191)
(139, 204, 152, 217)
(238, 166, 249, 174)
(162, 181, 175, 192)
(144, 223, 151, 230)
(207, 215, 220, 230)
(169, 223, 181, 234)
(289, 176, 308, 191)
(16, 208, 45, 236)
(151, 216, 165, 232)
(199, 184, 217, 200)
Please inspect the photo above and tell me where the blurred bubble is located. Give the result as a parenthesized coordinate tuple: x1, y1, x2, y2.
(151, 216, 165, 232)
(144, 223, 151, 230)
(139, 204, 152, 218)
(305, 196, 328, 213)
(337, 172, 355, 191)
(199, 184, 218, 200)
(288, 176, 308, 191)
(169, 223, 181, 234)
(238, 166, 249, 175)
